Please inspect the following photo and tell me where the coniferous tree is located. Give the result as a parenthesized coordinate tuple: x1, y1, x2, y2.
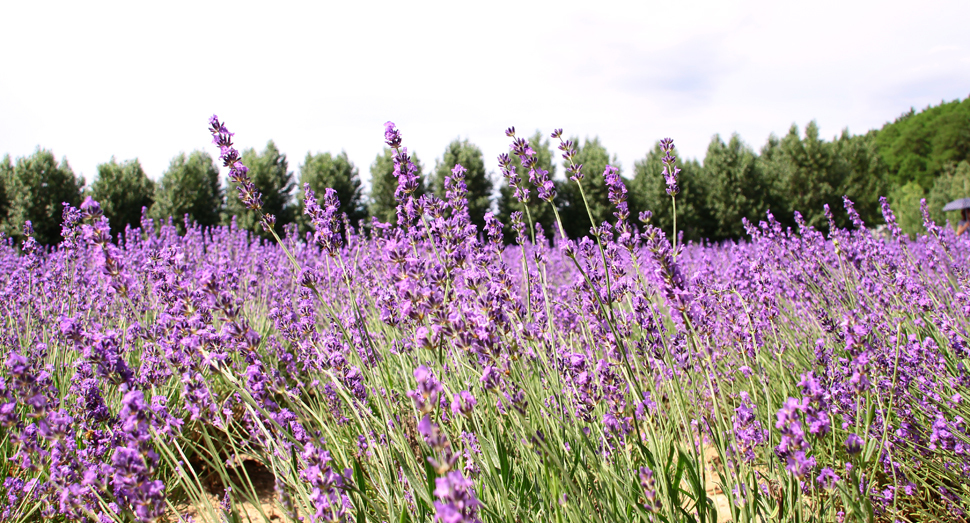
(764, 122, 847, 232)
(151, 151, 223, 232)
(90, 157, 155, 238)
(834, 130, 887, 227)
(702, 134, 773, 241)
(1, 149, 83, 245)
(631, 142, 709, 242)
(369, 147, 425, 225)
(227, 141, 295, 237)
(495, 131, 560, 242)
(432, 139, 493, 232)
(296, 151, 366, 235)
(558, 137, 626, 239)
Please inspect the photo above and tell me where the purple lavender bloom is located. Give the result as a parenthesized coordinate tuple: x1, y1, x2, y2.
(732, 391, 767, 462)
(303, 184, 343, 256)
(451, 390, 477, 417)
(816, 467, 840, 489)
(409, 365, 444, 415)
(384, 121, 402, 148)
(433, 471, 482, 523)
(659, 137, 681, 196)
(845, 433, 864, 455)
(639, 466, 658, 512)
(209, 115, 264, 213)
(602, 164, 630, 223)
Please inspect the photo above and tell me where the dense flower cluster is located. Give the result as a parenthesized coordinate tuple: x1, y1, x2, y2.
(0, 117, 967, 523)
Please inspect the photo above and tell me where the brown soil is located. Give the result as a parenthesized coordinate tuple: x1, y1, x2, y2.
(168, 459, 286, 523)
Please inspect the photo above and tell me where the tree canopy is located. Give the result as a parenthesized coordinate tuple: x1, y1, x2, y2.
(91, 157, 155, 238)
(1, 149, 83, 245)
(150, 151, 223, 232)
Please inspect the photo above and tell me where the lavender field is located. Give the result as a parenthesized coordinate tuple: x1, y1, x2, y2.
(1, 118, 968, 523)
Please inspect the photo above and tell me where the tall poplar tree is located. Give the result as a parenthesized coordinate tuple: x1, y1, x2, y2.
(91, 157, 155, 237)
(151, 151, 223, 232)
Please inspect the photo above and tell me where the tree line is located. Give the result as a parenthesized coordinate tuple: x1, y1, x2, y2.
(2, 96, 967, 246)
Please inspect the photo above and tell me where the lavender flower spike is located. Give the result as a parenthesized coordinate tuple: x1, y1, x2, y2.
(209, 115, 265, 215)
(659, 137, 681, 197)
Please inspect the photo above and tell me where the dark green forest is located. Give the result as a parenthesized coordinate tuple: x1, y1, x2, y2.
(2, 96, 969, 245)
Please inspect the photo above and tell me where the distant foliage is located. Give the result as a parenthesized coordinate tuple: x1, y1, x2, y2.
(297, 151, 366, 235)
(928, 160, 970, 228)
(889, 180, 927, 238)
(227, 141, 296, 238)
(701, 134, 775, 241)
(150, 150, 223, 231)
(0, 148, 83, 245)
(369, 147, 425, 225)
(90, 158, 155, 238)
(876, 97, 970, 189)
(432, 139, 493, 232)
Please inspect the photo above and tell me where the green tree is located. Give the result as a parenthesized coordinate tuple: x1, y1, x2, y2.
(150, 151, 223, 232)
(928, 160, 970, 228)
(227, 141, 295, 238)
(432, 139, 493, 232)
(495, 131, 560, 242)
(1, 149, 83, 245)
(760, 122, 848, 231)
(558, 137, 627, 239)
(369, 148, 425, 225)
(296, 151, 366, 234)
(630, 142, 709, 242)
(833, 130, 888, 228)
(889, 180, 926, 239)
(90, 157, 155, 238)
(702, 134, 773, 241)
(875, 97, 970, 189)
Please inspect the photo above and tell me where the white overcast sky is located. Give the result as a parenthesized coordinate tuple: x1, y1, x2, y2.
(1, 0, 969, 192)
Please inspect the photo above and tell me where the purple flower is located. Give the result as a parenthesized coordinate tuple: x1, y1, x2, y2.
(451, 390, 477, 417)
(433, 471, 481, 523)
(304, 184, 343, 256)
(384, 121, 402, 148)
(639, 466, 658, 512)
(209, 115, 263, 213)
(845, 433, 864, 455)
(409, 365, 444, 415)
(659, 137, 681, 196)
(816, 467, 840, 489)
(732, 391, 767, 462)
